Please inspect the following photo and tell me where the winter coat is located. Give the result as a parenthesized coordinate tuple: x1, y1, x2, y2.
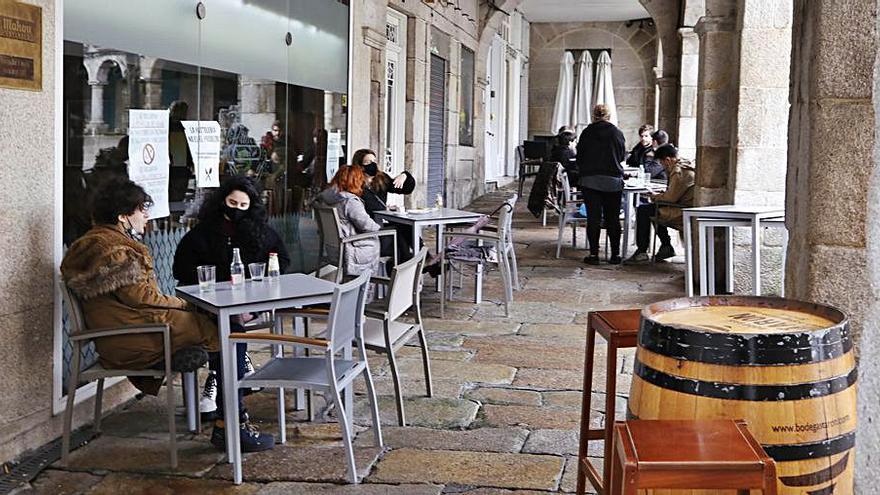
(626, 143, 652, 168)
(315, 187, 381, 277)
(653, 159, 696, 228)
(60, 224, 220, 374)
(172, 219, 291, 286)
(362, 171, 416, 216)
(576, 120, 627, 184)
(550, 144, 578, 185)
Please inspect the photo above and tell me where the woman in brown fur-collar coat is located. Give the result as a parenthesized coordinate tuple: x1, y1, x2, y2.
(61, 179, 219, 380)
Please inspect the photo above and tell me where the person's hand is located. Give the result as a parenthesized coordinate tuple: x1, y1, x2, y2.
(393, 173, 407, 189)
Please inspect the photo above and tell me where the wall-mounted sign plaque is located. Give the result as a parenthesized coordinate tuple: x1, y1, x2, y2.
(0, 0, 41, 91)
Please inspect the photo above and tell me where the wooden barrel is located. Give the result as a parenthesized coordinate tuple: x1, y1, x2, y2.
(628, 296, 856, 495)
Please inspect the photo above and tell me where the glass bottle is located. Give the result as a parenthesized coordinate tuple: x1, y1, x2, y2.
(230, 248, 245, 287)
(267, 252, 281, 279)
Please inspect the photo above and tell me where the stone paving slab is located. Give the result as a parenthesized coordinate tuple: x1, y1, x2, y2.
(354, 375, 464, 399)
(354, 426, 528, 453)
(56, 435, 224, 477)
(353, 396, 478, 429)
(511, 368, 584, 390)
(517, 323, 587, 342)
(478, 405, 584, 430)
(471, 301, 577, 324)
(17, 469, 103, 495)
(465, 387, 542, 406)
(256, 482, 443, 494)
(522, 429, 579, 456)
(396, 358, 516, 385)
(206, 446, 382, 483)
(368, 448, 564, 490)
(85, 473, 261, 494)
(396, 346, 474, 361)
(465, 336, 584, 371)
(421, 318, 520, 336)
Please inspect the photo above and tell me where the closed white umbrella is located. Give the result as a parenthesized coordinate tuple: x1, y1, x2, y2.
(572, 50, 593, 135)
(593, 50, 617, 126)
(550, 51, 575, 134)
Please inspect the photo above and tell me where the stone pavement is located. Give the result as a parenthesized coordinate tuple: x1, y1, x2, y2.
(18, 188, 686, 494)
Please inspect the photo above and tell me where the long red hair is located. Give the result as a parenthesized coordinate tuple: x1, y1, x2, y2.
(331, 165, 366, 196)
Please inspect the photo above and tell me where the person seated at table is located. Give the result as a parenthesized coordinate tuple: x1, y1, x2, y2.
(642, 130, 670, 180)
(352, 148, 417, 261)
(61, 178, 275, 453)
(173, 176, 290, 430)
(626, 124, 654, 168)
(577, 104, 627, 265)
(626, 144, 695, 263)
(550, 128, 578, 185)
(315, 165, 383, 279)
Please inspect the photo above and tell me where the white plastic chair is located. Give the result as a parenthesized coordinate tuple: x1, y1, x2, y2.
(227, 273, 382, 484)
(60, 280, 201, 470)
(556, 168, 588, 258)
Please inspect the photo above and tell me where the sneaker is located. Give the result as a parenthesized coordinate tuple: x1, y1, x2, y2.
(243, 353, 261, 394)
(211, 419, 276, 453)
(608, 255, 622, 265)
(200, 371, 218, 414)
(583, 255, 600, 265)
(655, 244, 676, 261)
(626, 251, 650, 264)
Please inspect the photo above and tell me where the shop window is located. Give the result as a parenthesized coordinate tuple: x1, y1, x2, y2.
(459, 46, 475, 147)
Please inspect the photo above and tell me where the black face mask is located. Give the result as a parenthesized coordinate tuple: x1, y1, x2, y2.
(223, 205, 248, 223)
(363, 162, 378, 177)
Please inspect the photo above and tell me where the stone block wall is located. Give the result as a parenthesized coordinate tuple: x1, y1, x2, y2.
(528, 22, 658, 144)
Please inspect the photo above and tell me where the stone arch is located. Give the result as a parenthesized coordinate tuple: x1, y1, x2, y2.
(82, 54, 129, 85)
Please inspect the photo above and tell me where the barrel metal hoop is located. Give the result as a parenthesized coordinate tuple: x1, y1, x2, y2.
(634, 361, 858, 401)
(763, 432, 856, 462)
(639, 319, 852, 365)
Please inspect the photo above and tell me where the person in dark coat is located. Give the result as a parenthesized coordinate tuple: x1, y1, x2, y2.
(550, 129, 578, 185)
(173, 176, 289, 454)
(625, 124, 654, 168)
(352, 148, 418, 261)
(576, 104, 627, 265)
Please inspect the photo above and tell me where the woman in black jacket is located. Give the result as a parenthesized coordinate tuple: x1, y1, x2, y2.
(351, 148, 418, 261)
(172, 176, 289, 451)
(576, 104, 627, 265)
(550, 129, 578, 185)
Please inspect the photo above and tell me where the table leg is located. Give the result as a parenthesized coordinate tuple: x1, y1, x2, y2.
(602, 341, 619, 492)
(435, 224, 444, 292)
(684, 212, 694, 297)
(753, 218, 762, 295)
(727, 225, 735, 294)
(621, 192, 633, 259)
(707, 225, 716, 296)
(292, 315, 306, 410)
(698, 219, 708, 296)
(218, 310, 239, 470)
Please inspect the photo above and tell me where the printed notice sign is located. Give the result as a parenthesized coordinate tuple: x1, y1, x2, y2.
(326, 130, 342, 183)
(0, 1, 41, 90)
(128, 109, 170, 219)
(182, 120, 221, 188)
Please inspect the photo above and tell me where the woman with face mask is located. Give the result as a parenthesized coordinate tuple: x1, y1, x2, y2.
(61, 177, 220, 397)
(352, 148, 417, 261)
(172, 176, 289, 453)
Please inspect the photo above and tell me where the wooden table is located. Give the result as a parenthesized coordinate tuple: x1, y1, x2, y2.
(577, 309, 641, 495)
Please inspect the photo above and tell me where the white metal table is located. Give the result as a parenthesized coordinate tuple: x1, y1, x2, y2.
(176, 273, 336, 482)
(374, 207, 483, 291)
(621, 181, 667, 259)
(681, 205, 785, 297)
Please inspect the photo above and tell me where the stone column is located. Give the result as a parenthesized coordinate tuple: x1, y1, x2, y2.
(86, 81, 107, 134)
(785, 0, 880, 487)
(656, 76, 679, 138)
(677, 27, 699, 159)
(238, 76, 276, 137)
(693, 13, 738, 206)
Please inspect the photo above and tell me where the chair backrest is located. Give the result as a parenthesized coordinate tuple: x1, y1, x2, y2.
(384, 247, 428, 322)
(497, 194, 517, 242)
(315, 205, 344, 267)
(325, 272, 370, 354)
(559, 167, 574, 205)
(59, 278, 87, 337)
(515, 145, 525, 164)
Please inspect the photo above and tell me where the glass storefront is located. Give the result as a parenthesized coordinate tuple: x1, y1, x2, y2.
(60, 0, 350, 390)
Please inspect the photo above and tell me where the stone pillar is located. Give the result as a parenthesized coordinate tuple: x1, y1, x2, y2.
(693, 13, 737, 206)
(86, 81, 107, 133)
(785, 0, 880, 488)
(677, 27, 699, 159)
(238, 76, 276, 137)
(364, 26, 386, 154)
(656, 76, 679, 139)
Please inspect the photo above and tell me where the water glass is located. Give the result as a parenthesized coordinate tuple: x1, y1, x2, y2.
(249, 262, 266, 282)
(197, 265, 216, 291)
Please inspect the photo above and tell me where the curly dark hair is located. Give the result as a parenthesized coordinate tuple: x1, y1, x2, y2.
(198, 176, 269, 258)
(91, 178, 152, 225)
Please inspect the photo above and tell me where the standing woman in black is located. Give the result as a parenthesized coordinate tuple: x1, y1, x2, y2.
(172, 176, 290, 453)
(352, 148, 418, 261)
(576, 104, 627, 265)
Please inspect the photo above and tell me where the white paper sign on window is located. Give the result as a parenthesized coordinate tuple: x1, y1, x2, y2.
(182, 120, 221, 188)
(128, 109, 170, 219)
(326, 130, 342, 182)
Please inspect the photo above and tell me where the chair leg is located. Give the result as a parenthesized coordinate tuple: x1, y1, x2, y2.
(277, 388, 287, 444)
(166, 371, 178, 469)
(556, 216, 567, 259)
(361, 367, 383, 448)
(416, 328, 433, 397)
(61, 364, 80, 466)
(508, 245, 520, 290)
(498, 250, 512, 317)
(93, 378, 105, 433)
(386, 328, 407, 426)
(330, 383, 358, 483)
(439, 257, 446, 319)
(183, 372, 198, 433)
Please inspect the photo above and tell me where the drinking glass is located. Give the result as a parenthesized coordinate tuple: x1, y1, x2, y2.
(249, 262, 266, 282)
(197, 265, 216, 291)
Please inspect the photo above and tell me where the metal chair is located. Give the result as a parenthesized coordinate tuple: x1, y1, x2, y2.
(555, 167, 589, 258)
(227, 273, 382, 484)
(363, 247, 432, 426)
(440, 194, 518, 318)
(312, 205, 397, 283)
(59, 280, 201, 470)
(517, 145, 542, 198)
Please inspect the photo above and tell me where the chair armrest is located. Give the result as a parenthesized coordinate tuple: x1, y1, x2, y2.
(343, 229, 397, 243)
(228, 332, 331, 351)
(70, 324, 169, 341)
(653, 200, 684, 208)
(370, 275, 392, 286)
(441, 232, 501, 243)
